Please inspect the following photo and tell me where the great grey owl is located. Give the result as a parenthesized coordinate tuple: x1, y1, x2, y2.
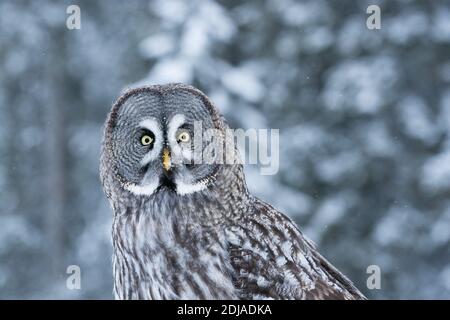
(100, 83, 366, 300)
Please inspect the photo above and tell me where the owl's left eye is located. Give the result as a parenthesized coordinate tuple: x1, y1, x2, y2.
(140, 133, 154, 146)
(176, 130, 191, 143)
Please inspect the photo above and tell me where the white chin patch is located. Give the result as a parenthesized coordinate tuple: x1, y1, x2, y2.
(176, 180, 208, 196)
(125, 179, 208, 196)
(125, 181, 159, 196)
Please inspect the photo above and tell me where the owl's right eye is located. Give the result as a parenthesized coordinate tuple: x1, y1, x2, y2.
(140, 133, 154, 146)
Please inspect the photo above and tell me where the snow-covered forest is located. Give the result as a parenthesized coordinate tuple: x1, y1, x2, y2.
(0, 0, 449, 299)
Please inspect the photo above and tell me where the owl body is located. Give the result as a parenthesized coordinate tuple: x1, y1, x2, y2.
(111, 186, 238, 299)
(101, 84, 366, 300)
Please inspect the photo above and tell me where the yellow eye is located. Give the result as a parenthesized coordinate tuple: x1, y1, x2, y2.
(140, 134, 153, 146)
(177, 130, 191, 143)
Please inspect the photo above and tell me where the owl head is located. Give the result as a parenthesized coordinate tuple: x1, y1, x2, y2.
(101, 84, 235, 198)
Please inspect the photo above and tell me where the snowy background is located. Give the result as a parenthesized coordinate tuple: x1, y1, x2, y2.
(1, 0, 450, 299)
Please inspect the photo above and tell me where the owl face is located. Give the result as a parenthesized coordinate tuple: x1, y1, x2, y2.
(106, 86, 222, 196)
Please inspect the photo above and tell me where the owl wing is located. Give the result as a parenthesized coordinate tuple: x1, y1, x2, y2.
(226, 198, 366, 300)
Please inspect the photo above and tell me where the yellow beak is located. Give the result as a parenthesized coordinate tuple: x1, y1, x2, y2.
(162, 148, 171, 171)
